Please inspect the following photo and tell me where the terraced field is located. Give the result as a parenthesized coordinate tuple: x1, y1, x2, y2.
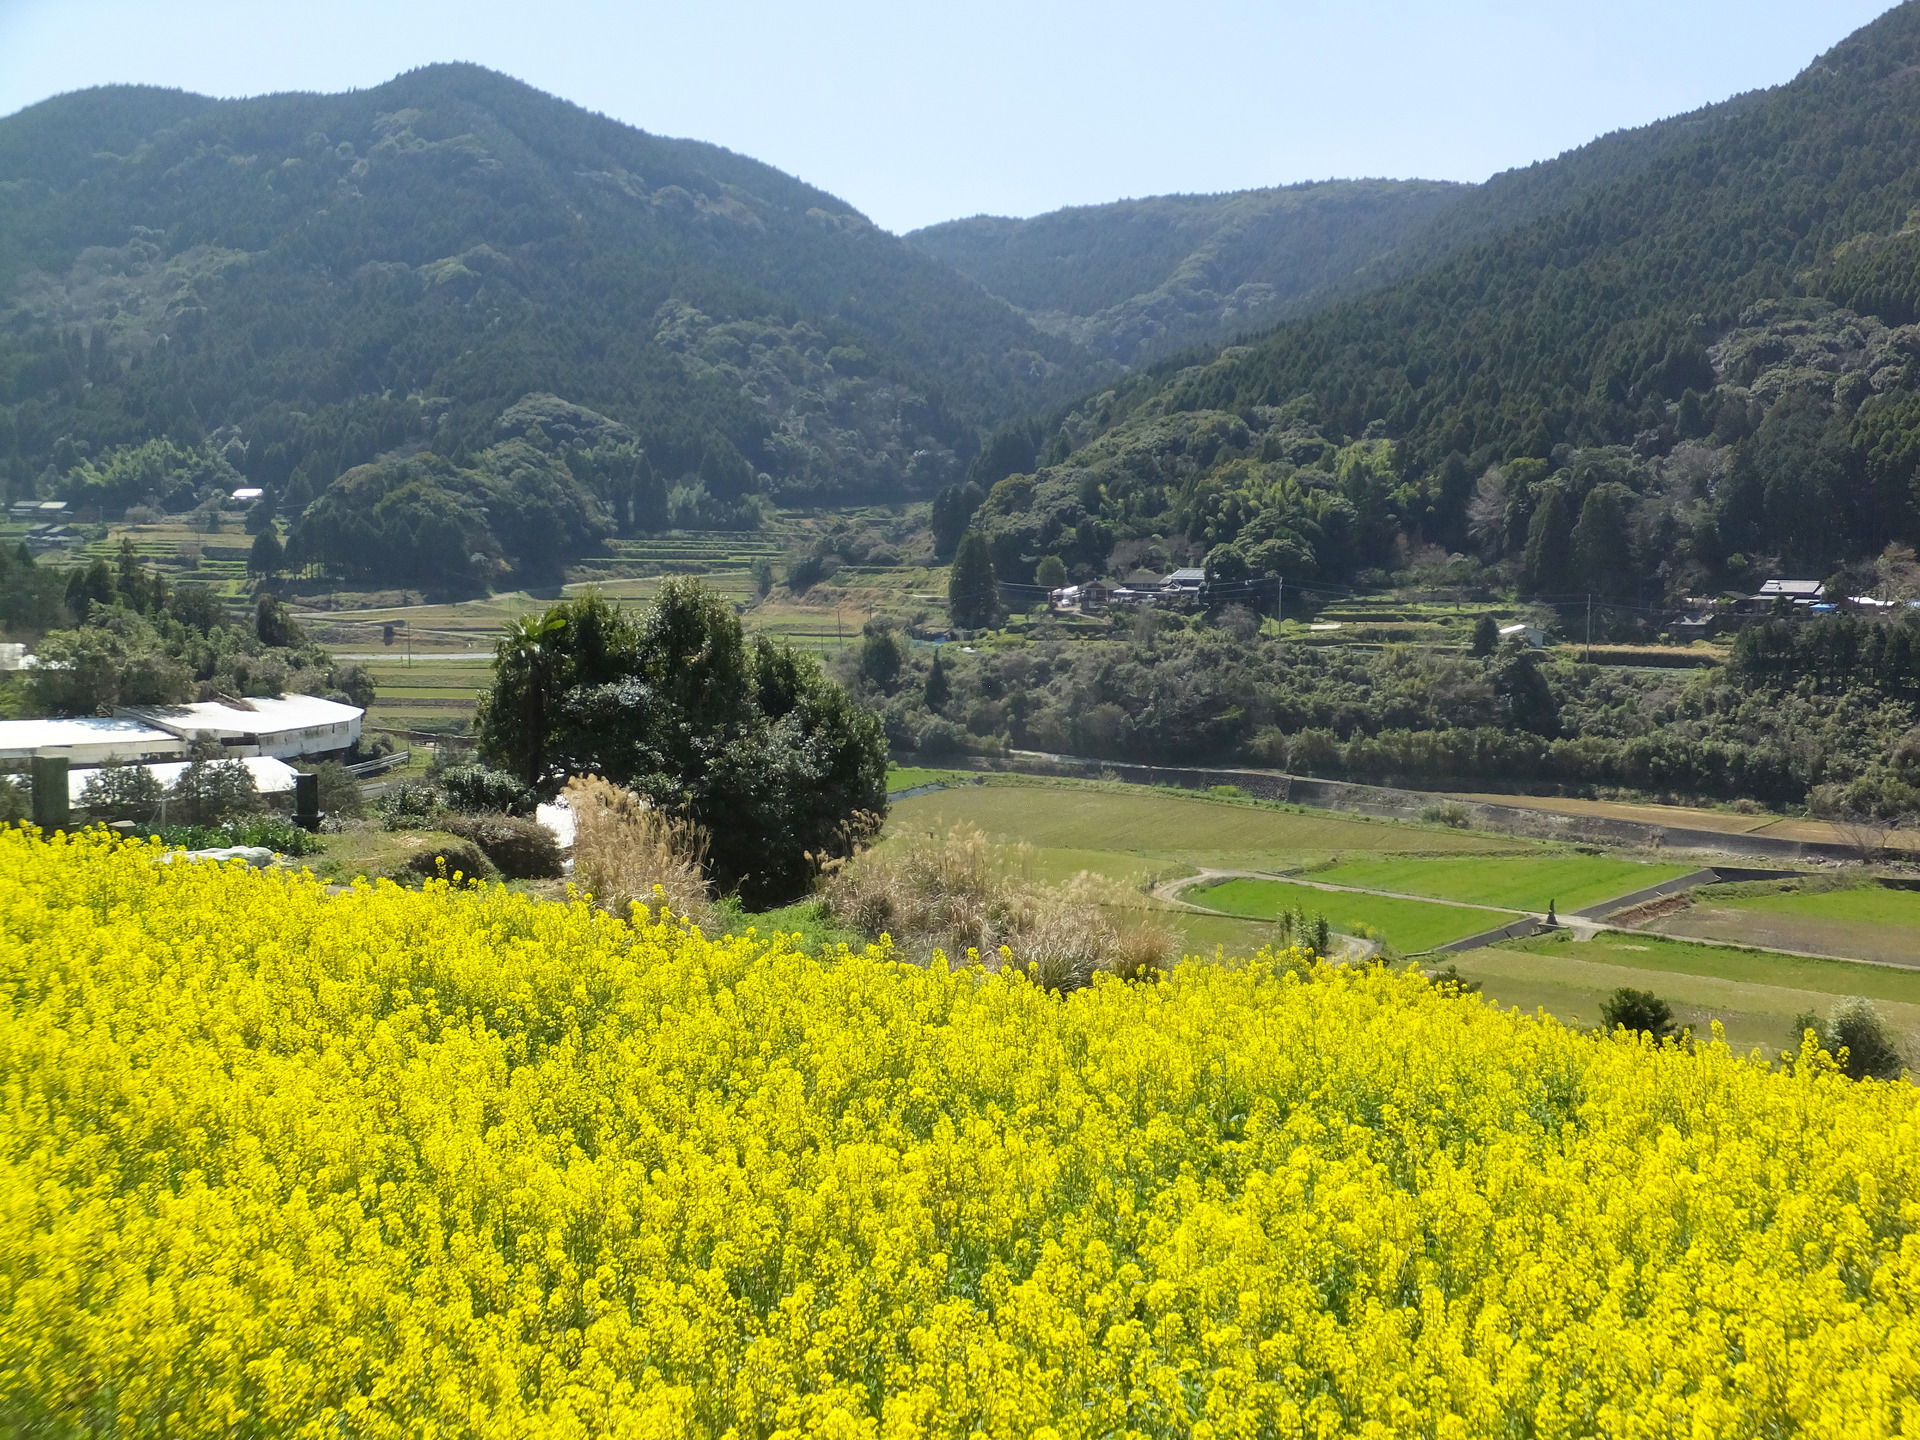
(1641, 883, 1920, 966)
(1303, 854, 1695, 915)
(1465, 929, 1920, 1053)
(885, 779, 1532, 874)
(1191, 875, 1512, 953)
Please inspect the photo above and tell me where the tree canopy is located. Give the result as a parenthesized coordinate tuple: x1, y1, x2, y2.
(475, 581, 885, 905)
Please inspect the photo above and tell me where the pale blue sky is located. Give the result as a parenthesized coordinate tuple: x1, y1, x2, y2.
(0, 0, 1902, 233)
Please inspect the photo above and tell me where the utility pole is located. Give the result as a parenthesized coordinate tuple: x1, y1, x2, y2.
(1585, 594, 1593, 663)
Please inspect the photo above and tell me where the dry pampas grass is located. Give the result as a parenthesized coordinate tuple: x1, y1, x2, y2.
(820, 823, 1177, 989)
(561, 775, 713, 926)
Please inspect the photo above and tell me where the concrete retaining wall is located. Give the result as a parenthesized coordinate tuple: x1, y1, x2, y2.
(1426, 916, 1544, 955)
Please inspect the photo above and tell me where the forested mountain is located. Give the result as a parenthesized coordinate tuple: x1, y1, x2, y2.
(906, 182, 1466, 366)
(963, 2, 1920, 613)
(0, 63, 1099, 579)
(904, 97, 1758, 372)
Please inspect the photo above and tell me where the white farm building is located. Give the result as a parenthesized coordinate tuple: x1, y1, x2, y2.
(119, 695, 362, 759)
(1, 695, 362, 770)
(0, 717, 185, 766)
(67, 755, 302, 807)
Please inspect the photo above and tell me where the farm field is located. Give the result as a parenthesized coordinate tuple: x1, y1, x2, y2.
(885, 779, 1534, 875)
(1642, 883, 1920, 966)
(1445, 791, 1787, 835)
(354, 655, 493, 748)
(1718, 883, 1920, 927)
(1305, 854, 1695, 914)
(8, 832, 1916, 1432)
(1447, 788, 1920, 853)
(882, 776, 1920, 1027)
(881, 778, 1533, 958)
(885, 765, 972, 792)
(1188, 876, 1514, 953)
(1463, 929, 1920, 1053)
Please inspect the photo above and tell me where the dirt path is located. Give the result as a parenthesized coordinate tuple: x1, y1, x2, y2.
(1165, 867, 1920, 970)
(1158, 867, 1539, 918)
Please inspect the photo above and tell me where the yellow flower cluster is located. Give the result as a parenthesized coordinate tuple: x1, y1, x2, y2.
(1, 828, 1917, 1438)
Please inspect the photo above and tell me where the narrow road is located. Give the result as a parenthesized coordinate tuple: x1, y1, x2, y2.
(1164, 868, 1918, 969)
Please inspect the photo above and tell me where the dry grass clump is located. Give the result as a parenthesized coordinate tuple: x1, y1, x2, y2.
(562, 775, 712, 925)
(821, 824, 1177, 988)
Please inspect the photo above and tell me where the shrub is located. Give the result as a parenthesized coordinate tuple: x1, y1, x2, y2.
(1272, 905, 1333, 956)
(79, 761, 165, 823)
(153, 816, 324, 856)
(1427, 962, 1482, 995)
(1419, 800, 1473, 828)
(376, 780, 443, 831)
(1601, 987, 1676, 1039)
(820, 824, 1177, 988)
(307, 759, 365, 820)
(392, 838, 497, 886)
(784, 552, 836, 593)
(562, 774, 711, 923)
(439, 811, 563, 880)
(435, 763, 534, 816)
(1796, 998, 1907, 1081)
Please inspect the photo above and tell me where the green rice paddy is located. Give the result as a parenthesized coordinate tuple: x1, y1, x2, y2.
(1304, 854, 1695, 915)
(1189, 876, 1513, 954)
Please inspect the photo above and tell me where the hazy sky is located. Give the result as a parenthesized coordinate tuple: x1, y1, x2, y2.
(0, 0, 1902, 233)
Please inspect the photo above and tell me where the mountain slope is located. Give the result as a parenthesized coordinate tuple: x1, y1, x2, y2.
(0, 64, 1091, 526)
(906, 181, 1467, 365)
(905, 96, 1761, 373)
(987, 2, 1920, 603)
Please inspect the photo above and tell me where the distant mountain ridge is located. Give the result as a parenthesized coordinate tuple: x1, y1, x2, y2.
(0, 63, 1092, 527)
(905, 95, 1760, 371)
(908, 180, 1467, 365)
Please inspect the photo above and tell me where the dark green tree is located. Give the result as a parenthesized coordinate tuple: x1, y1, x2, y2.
(1601, 987, 1675, 1039)
(1034, 554, 1068, 590)
(476, 581, 886, 904)
(1797, 999, 1905, 1080)
(1571, 483, 1634, 598)
(78, 761, 165, 823)
(749, 557, 775, 598)
(923, 648, 951, 712)
(930, 481, 986, 557)
(698, 438, 756, 503)
(1522, 484, 1575, 595)
(1492, 645, 1560, 736)
(248, 529, 284, 579)
(255, 593, 302, 649)
(65, 559, 116, 621)
(858, 620, 903, 691)
(1470, 614, 1500, 657)
(948, 530, 1000, 631)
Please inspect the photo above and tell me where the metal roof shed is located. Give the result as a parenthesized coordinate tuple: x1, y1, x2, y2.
(69, 755, 300, 806)
(121, 694, 363, 760)
(0, 717, 185, 765)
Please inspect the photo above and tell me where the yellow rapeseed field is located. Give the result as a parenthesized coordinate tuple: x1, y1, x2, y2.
(1, 828, 1917, 1438)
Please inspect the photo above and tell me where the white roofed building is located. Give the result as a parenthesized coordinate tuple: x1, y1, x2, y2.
(119, 694, 362, 759)
(0, 717, 185, 766)
(69, 755, 300, 807)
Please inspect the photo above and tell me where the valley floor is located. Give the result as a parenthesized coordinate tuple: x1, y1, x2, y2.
(884, 771, 1920, 1058)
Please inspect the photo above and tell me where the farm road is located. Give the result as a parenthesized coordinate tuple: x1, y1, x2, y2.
(1170, 868, 1920, 970)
